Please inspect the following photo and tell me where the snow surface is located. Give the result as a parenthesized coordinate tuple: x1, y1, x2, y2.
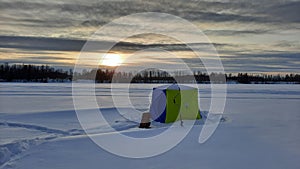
(0, 83, 300, 169)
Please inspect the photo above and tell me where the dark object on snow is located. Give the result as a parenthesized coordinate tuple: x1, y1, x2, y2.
(139, 113, 151, 128)
(139, 122, 151, 128)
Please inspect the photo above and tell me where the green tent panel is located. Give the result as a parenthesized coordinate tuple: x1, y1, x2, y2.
(150, 84, 201, 123)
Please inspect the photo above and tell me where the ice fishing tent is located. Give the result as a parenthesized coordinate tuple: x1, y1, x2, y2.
(150, 84, 201, 123)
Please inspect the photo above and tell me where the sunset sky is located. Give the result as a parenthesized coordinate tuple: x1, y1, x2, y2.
(0, 0, 299, 73)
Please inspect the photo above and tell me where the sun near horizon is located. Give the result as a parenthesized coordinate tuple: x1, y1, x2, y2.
(100, 53, 123, 67)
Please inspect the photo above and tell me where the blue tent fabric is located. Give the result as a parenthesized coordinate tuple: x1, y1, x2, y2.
(154, 89, 167, 123)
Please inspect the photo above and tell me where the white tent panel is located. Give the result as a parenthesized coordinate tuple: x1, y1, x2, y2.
(149, 88, 166, 120)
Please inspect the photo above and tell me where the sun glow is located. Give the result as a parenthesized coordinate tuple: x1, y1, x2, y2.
(101, 53, 122, 67)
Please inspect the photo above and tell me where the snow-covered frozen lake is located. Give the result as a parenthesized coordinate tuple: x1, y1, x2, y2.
(0, 83, 300, 169)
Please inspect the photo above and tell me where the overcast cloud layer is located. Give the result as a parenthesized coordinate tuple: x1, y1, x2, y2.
(0, 0, 299, 73)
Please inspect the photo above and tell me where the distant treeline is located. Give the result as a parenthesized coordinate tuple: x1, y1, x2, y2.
(0, 63, 72, 82)
(76, 68, 300, 84)
(1, 63, 300, 84)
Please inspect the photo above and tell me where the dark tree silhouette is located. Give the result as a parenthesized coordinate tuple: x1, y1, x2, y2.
(0, 63, 71, 82)
(1, 63, 300, 84)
